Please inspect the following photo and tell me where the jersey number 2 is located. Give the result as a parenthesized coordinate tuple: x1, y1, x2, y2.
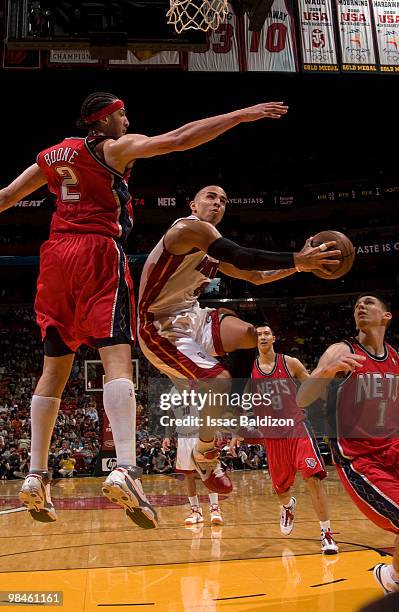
(56, 166, 81, 202)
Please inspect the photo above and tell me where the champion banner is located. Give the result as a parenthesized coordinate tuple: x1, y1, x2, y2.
(48, 50, 99, 65)
(371, 0, 399, 72)
(245, 0, 298, 71)
(109, 50, 181, 67)
(336, 0, 378, 71)
(188, 4, 240, 71)
(298, 0, 339, 71)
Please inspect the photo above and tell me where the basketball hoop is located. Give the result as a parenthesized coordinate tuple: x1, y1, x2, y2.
(167, 0, 229, 33)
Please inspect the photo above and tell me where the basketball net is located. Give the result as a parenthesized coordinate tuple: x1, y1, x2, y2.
(167, 0, 229, 33)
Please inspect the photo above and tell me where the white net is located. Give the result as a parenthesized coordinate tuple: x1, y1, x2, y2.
(167, 0, 229, 33)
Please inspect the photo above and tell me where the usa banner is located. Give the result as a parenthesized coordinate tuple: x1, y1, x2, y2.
(188, 4, 240, 71)
(336, 0, 378, 71)
(371, 0, 399, 72)
(244, 0, 298, 71)
(298, 0, 339, 71)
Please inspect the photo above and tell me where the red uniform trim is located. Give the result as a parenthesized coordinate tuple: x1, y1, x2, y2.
(139, 247, 225, 379)
(211, 310, 225, 356)
(141, 317, 225, 379)
(335, 462, 399, 534)
(255, 354, 278, 377)
(139, 248, 181, 318)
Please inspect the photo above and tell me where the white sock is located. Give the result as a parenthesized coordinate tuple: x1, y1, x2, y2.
(320, 521, 331, 531)
(189, 495, 199, 508)
(30, 395, 61, 472)
(209, 493, 218, 506)
(283, 497, 294, 509)
(389, 565, 399, 582)
(103, 378, 136, 466)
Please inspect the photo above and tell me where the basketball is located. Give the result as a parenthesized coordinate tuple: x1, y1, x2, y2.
(311, 230, 355, 280)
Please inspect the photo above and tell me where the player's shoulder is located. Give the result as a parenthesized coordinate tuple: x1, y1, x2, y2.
(385, 341, 399, 354)
(104, 133, 147, 151)
(283, 354, 308, 377)
(169, 216, 213, 233)
(323, 341, 353, 358)
(384, 342, 399, 366)
(284, 354, 303, 366)
(38, 136, 84, 155)
(283, 354, 301, 370)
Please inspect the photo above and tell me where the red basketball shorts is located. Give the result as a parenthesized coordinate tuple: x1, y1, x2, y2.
(35, 233, 135, 351)
(264, 421, 327, 495)
(334, 441, 399, 534)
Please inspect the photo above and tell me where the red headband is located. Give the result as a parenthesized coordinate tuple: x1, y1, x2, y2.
(84, 99, 124, 124)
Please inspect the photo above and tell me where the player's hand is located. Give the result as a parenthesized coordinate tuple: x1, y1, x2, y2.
(320, 354, 365, 377)
(162, 437, 170, 451)
(239, 102, 289, 122)
(294, 236, 342, 274)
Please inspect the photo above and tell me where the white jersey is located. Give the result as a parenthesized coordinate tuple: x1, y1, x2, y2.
(169, 387, 200, 437)
(138, 215, 219, 319)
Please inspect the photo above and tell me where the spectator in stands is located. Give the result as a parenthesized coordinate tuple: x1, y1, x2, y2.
(85, 401, 99, 424)
(151, 448, 173, 474)
(220, 444, 235, 471)
(0, 457, 10, 480)
(12, 448, 30, 479)
(80, 443, 95, 469)
(136, 440, 151, 474)
(59, 452, 76, 478)
(238, 446, 256, 470)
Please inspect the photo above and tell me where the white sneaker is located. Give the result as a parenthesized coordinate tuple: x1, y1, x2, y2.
(185, 506, 204, 526)
(280, 497, 296, 535)
(210, 504, 223, 525)
(102, 466, 157, 529)
(321, 529, 339, 555)
(19, 472, 57, 523)
(373, 563, 399, 594)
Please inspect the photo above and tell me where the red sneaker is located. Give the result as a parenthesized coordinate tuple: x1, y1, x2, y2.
(191, 447, 233, 494)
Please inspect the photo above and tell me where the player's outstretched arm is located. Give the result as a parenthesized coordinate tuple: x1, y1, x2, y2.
(285, 356, 310, 382)
(105, 102, 288, 164)
(218, 262, 297, 284)
(0, 164, 47, 213)
(165, 221, 342, 274)
(296, 343, 365, 407)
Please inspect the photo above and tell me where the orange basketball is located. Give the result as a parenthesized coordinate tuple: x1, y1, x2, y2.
(311, 230, 355, 280)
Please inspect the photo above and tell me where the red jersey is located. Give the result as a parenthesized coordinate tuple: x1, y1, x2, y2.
(37, 136, 133, 243)
(251, 353, 305, 436)
(330, 338, 399, 459)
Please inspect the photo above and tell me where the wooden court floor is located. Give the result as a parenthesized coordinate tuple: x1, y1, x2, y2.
(0, 468, 392, 611)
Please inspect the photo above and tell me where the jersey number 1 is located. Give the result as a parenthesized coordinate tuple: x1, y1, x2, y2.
(56, 166, 81, 202)
(376, 400, 387, 428)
